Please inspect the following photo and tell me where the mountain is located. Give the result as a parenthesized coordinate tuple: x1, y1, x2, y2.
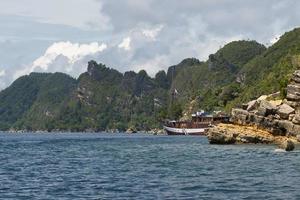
(1, 27, 300, 131)
(1, 61, 168, 131)
(169, 40, 266, 113)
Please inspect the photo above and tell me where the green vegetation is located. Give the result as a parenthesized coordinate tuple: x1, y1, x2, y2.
(1, 28, 300, 131)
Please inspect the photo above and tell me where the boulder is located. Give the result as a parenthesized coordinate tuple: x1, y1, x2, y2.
(230, 108, 250, 125)
(126, 127, 137, 134)
(286, 84, 300, 101)
(231, 108, 249, 116)
(291, 71, 300, 83)
(246, 100, 258, 111)
(289, 114, 295, 121)
(293, 70, 300, 79)
(278, 140, 295, 151)
(292, 114, 300, 124)
(297, 135, 300, 142)
(292, 76, 300, 83)
(290, 124, 300, 136)
(207, 129, 236, 144)
(283, 99, 300, 108)
(278, 120, 294, 134)
(257, 100, 276, 117)
(237, 134, 274, 144)
(251, 114, 264, 124)
(237, 135, 259, 143)
(276, 104, 295, 119)
(267, 92, 281, 99)
(257, 95, 268, 101)
(269, 99, 283, 107)
(242, 103, 248, 110)
(274, 114, 281, 119)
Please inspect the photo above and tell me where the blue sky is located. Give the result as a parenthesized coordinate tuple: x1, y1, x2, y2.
(1, 0, 300, 89)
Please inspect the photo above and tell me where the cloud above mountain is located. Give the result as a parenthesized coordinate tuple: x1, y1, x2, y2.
(1, 0, 300, 89)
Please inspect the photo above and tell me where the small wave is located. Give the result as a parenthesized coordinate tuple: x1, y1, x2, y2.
(274, 148, 285, 153)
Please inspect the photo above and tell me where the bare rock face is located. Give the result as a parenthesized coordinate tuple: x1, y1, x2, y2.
(286, 84, 300, 101)
(292, 114, 300, 124)
(246, 100, 258, 111)
(207, 124, 274, 145)
(207, 129, 236, 144)
(276, 104, 295, 119)
(297, 135, 300, 142)
(257, 100, 277, 117)
(230, 108, 249, 125)
(291, 70, 300, 83)
(285, 70, 300, 108)
(278, 140, 295, 151)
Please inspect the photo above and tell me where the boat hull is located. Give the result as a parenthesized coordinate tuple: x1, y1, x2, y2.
(163, 126, 206, 136)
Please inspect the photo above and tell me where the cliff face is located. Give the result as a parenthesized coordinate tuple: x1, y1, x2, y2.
(208, 70, 300, 145)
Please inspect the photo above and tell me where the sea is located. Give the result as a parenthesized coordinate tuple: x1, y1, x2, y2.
(0, 133, 299, 200)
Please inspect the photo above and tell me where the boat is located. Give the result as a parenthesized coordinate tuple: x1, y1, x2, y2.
(163, 111, 229, 135)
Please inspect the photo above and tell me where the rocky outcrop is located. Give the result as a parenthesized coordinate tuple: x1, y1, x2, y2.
(209, 70, 300, 149)
(207, 124, 275, 144)
(229, 70, 300, 138)
(285, 70, 300, 108)
(207, 127, 236, 144)
(276, 104, 295, 119)
(126, 127, 137, 134)
(278, 139, 295, 151)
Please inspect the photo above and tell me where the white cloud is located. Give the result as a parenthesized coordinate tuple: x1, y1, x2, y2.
(142, 25, 164, 40)
(32, 41, 107, 70)
(269, 34, 281, 45)
(132, 55, 169, 76)
(13, 41, 107, 80)
(118, 37, 131, 51)
(0, 69, 5, 77)
(2, 0, 300, 90)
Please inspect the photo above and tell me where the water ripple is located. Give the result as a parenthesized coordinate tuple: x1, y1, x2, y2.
(0, 133, 299, 199)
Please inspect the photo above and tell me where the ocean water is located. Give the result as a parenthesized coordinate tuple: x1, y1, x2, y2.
(0, 133, 299, 200)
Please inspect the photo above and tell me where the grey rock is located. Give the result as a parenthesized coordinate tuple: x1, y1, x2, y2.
(237, 135, 261, 143)
(276, 104, 295, 119)
(207, 130, 236, 144)
(286, 84, 300, 101)
(287, 84, 300, 93)
(278, 140, 295, 151)
(275, 114, 281, 119)
(257, 100, 276, 117)
(297, 135, 300, 142)
(267, 92, 281, 99)
(230, 108, 250, 125)
(292, 76, 300, 83)
(283, 99, 300, 108)
(231, 108, 249, 116)
(251, 113, 264, 124)
(290, 124, 300, 136)
(237, 135, 273, 144)
(293, 70, 300, 78)
(246, 100, 258, 111)
(292, 114, 300, 124)
(289, 114, 295, 121)
(286, 93, 300, 101)
(278, 120, 294, 135)
(242, 103, 248, 110)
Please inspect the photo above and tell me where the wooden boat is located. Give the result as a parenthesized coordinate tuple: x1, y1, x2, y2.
(164, 112, 229, 135)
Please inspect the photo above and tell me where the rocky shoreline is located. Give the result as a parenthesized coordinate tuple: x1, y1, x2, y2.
(207, 70, 300, 151)
(207, 123, 298, 144)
